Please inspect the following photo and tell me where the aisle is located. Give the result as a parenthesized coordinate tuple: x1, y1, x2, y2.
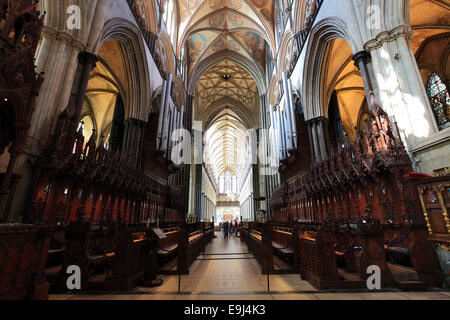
(181, 234, 314, 293)
(49, 233, 450, 300)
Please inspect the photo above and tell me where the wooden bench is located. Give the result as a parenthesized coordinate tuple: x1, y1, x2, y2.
(55, 222, 120, 289)
(104, 225, 149, 290)
(382, 223, 442, 288)
(157, 226, 179, 256)
(298, 223, 365, 290)
(334, 221, 360, 273)
(87, 225, 117, 276)
(241, 223, 274, 274)
(0, 224, 51, 300)
(177, 222, 214, 274)
(272, 226, 294, 256)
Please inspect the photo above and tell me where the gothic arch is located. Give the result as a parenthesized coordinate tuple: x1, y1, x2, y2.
(277, 31, 296, 79)
(172, 75, 186, 109)
(202, 98, 255, 130)
(302, 17, 359, 121)
(293, 0, 320, 34)
(157, 32, 176, 76)
(95, 18, 151, 122)
(144, 0, 159, 34)
(187, 50, 266, 97)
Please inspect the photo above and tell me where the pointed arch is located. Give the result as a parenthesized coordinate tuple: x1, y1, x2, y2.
(95, 18, 152, 121)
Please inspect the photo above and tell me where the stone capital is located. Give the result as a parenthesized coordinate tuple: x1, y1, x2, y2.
(41, 26, 58, 40)
(56, 32, 73, 44)
(352, 51, 372, 69)
(79, 51, 99, 67)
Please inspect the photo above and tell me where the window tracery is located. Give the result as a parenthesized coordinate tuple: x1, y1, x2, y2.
(427, 73, 450, 131)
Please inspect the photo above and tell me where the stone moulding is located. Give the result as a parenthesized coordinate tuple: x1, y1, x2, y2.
(364, 25, 413, 52)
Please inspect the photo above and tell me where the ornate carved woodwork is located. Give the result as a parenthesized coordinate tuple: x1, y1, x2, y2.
(270, 93, 444, 288)
(0, 0, 44, 221)
(0, 223, 51, 299)
(0, 0, 50, 300)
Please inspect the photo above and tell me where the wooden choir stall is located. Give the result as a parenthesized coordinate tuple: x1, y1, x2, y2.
(264, 94, 445, 290)
(0, 0, 47, 300)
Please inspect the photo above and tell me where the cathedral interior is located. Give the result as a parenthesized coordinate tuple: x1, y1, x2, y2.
(0, 0, 450, 302)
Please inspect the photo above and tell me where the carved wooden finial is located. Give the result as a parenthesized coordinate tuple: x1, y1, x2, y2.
(369, 91, 385, 116)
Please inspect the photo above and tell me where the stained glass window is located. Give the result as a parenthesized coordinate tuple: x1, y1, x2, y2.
(426, 73, 450, 130)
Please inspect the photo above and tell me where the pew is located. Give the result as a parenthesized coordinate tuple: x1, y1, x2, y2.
(383, 223, 442, 289)
(240, 222, 273, 274)
(157, 226, 180, 274)
(104, 225, 148, 290)
(52, 221, 117, 290)
(334, 218, 359, 273)
(53, 221, 154, 291)
(44, 228, 66, 289)
(0, 224, 51, 299)
(177, 222, 214, 274)
(272, 226, 294, 258)
(298, 222, 365, 289)
(271, 225, 298, 273)
(87, 224, 117, 276)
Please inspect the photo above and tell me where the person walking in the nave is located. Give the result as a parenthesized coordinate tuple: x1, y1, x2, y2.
(223, 221, 229, 239)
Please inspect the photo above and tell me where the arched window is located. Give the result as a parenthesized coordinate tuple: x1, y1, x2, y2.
(427, 73, 450, 130)
(219, 171, 237, 196)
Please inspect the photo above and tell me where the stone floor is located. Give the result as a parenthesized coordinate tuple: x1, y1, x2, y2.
(50, 233, 450, 300)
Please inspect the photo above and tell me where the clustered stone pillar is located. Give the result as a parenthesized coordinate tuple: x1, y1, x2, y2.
(305, 116, 328, 162)
(69, 52, 99, 135)
(194, 164, 202, 219)
(122, 118, 146, 167)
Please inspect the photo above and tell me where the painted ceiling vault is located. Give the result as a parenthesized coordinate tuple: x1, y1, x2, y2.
(178, 1, 271, 186)
(177, 0, 274, 72)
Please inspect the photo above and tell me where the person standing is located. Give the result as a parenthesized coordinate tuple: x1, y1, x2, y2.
(234, 220, 239, 237)
(223, 221, 229, 239)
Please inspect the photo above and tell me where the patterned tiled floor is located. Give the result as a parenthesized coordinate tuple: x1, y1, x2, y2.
(50, 234, 450, 300)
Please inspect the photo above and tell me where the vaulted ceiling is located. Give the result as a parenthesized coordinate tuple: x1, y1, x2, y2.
(180, 1, 270, 186)
(196, 59, 257, 111)
(204, 109, 250, 178)
(198, 59, 255, 182)
(177, 0, 274, 73)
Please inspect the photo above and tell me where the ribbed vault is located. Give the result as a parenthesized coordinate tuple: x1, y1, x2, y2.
(196, 56, 256, 186)
(197, 59, 257, 110)
(204, 109, 250, 180)
(177, 0, 274, 73)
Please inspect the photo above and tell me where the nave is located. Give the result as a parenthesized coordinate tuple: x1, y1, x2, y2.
(48, 234, 450, 300)
(0, 0, 449, 302)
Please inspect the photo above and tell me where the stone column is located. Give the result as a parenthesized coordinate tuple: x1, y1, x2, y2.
(365, 26, 437, 148)
(71, 52, 99, 131)
(31, 29, 83, 144)
(122, 118, 146, 167)
(194, 164, 202, 219)
(352, 50, 374, 104)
